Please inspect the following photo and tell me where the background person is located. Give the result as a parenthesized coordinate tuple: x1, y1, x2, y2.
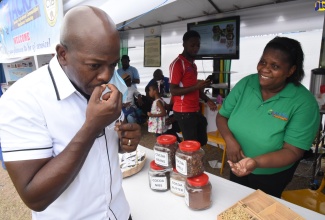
(0, 6, 140, 220)
(122, 73, 144, 124)
(145, 68, 170, 97)
(169, 30, 217, 146)
(147, 82, 171, 137)
(117, 55, 140, 87)
(216, 36, 320, 198)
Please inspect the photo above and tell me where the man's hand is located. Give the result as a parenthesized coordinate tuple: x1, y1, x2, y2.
(86, 84, 122, 136)
(136, 95, 143, 106)
(206, 99, 218, 111)
(115, 122, 141, 152)
(196, 79, 212, 90)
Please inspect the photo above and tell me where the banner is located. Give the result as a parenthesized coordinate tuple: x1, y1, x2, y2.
(0, 0, 63, 60)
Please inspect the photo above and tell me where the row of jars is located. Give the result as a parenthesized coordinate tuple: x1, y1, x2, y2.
(154, 134, 205, 177)
(148, 134, 212, 210)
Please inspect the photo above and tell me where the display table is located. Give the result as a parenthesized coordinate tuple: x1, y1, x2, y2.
(122, 145, 324, 220)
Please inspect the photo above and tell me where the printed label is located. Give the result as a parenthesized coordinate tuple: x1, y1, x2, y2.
(170, 179, 185, 196)
(176, 156, 187, 175)
(154, 150, 169, 167)
(184, 189, 189, 207)
(150, 176, 167, 190)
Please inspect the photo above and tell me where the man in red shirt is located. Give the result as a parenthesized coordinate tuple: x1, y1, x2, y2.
(169, 30, 217, 146)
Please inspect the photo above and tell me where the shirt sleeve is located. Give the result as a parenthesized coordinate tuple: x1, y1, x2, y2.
(0, 94, 53, 161)
(169, 61, 183, 85)
(284, 96, 320, 150)
(132, 67, 140, 80)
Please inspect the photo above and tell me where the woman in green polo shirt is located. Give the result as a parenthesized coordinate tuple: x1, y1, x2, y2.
(216, 36, 320, 198)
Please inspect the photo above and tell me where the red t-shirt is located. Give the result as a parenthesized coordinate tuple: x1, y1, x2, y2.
(169, 54, 199, 112)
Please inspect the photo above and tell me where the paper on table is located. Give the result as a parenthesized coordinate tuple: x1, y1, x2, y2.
(209, 160, 222, 168)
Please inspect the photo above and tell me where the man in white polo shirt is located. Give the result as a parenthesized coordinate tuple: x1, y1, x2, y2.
(0, 6, 140, 220)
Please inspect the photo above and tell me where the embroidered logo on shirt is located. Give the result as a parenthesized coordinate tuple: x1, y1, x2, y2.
(268, 109, 288, 121)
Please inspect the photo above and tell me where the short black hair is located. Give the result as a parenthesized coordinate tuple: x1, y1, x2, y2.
(121, 55, 130, 61)
(183, 30, 200, 42)
(264, 36, 304, 85)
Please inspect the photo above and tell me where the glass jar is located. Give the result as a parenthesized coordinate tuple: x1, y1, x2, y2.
(175, 140, 204, 177)
(154, 134, 178, 168)
(184, 173, 212, 210)
(148, 160, 170, 192)
(170, 167, 186, 197)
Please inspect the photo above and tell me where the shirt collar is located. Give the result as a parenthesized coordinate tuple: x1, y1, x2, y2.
(48, 57, 79, 101)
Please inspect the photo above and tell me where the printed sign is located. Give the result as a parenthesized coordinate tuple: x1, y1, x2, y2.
(0, 0, 63, 60)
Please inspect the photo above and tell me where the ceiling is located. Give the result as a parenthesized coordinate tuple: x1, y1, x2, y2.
(115, 0, 297, 31)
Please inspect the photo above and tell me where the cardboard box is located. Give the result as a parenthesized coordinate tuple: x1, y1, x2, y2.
(217, 190, 304, 220)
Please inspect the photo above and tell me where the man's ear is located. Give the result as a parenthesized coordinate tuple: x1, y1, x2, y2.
(56, 44, 68, 66)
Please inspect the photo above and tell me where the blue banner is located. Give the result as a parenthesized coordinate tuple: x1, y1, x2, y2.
(0, 0, 63, 60)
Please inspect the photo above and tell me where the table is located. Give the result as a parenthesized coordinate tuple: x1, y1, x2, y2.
(122, 145, 325, 220)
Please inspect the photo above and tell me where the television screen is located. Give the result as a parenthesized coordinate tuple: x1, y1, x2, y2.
(187, 16, 240, 60)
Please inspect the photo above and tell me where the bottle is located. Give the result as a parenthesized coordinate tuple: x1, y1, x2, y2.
(148, 160, 170, 192)
(184, 173, 212, 210)
(154, 134, 178, 168)
(170, 167, 186, 197)
(175, 140, 205, 177)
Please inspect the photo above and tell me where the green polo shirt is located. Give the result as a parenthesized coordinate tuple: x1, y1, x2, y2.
(219, 74, 320, 174)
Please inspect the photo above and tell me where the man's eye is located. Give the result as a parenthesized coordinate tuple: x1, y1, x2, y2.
(110, 63, 117, 68)
(89, 64, 100, 69)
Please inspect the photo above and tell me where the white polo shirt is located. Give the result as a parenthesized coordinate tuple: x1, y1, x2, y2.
(0, 57, 130, 220)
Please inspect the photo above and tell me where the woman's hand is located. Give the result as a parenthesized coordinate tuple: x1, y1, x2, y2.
(225, 138, 244, 163)
(228, 154, 257, 177)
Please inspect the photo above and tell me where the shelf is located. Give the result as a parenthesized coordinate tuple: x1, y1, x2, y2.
(210, 83, 229, 89)
(197, 71, 237, 74)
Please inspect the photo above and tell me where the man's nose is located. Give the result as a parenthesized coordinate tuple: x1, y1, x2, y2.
(98, 67, 114, 83)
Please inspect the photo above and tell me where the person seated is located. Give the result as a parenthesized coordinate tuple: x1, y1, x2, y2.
(117, 55, 140, 88)
(145, 69, 170, 97)
(122, 73, 144, 124)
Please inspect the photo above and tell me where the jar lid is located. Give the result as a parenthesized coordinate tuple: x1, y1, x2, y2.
(150, 160, 164, 170)
(157, 134, 177, 145)
(187, 173, 209, 186)
(179, 140, 201, 152)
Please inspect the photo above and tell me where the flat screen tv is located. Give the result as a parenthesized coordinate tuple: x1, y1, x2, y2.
(187, 16, 240, 60)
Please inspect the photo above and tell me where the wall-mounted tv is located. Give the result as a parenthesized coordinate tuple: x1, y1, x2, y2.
(187, 16, 240, 60)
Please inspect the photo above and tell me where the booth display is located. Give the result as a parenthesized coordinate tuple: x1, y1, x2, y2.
(122, 145, 325, 219)
(187, 16, 240, 60)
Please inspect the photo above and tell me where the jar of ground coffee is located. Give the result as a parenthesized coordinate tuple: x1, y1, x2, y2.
(184, 173, 212, 210)
(170, 167, 186, 197)
(175, 140, 204, 177)
(148, 160, 170, 192)
(154, 134, 178, 168)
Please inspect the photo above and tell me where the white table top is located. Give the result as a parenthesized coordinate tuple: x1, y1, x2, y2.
(122, 145, 324, 220)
